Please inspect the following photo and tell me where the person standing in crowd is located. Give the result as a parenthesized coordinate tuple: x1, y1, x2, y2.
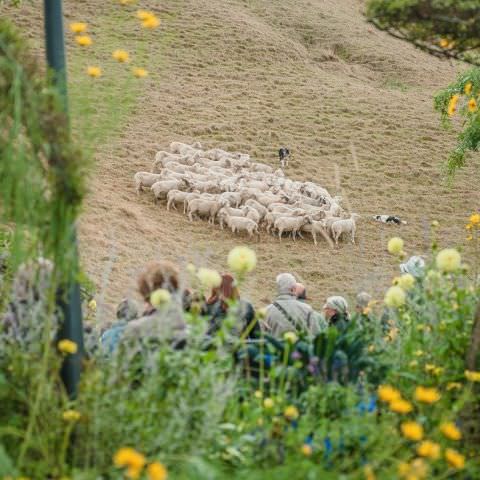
(294, 282, 307, 302)
(100, 298, 138, 354)
(263, 273, 326, 337)
(122, 260, 187, 348)
(202, 273, 259, 339)
(323, 296, 350, 332)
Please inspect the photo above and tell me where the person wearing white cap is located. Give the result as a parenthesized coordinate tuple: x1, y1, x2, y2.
(323, 295, 350, 331)
(263, 273, 326, 337)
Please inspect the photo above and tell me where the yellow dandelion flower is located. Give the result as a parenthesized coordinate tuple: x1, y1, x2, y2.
(284, 405, 299, 420)
(440, 422, 462, 440)
(414, 350, 424, 357)
(465, 370, 480, 382)
(254, 390, 263, 399)
(467, 235, 473, 241)
(147, 461, 168, 480)
(283, 331, 298, 344)
(390, 399, 413, 414)
(400, 421, 424, 441)
(377, 385, 401, 403)
(62, 409, 81, 422)
(136, 10, 155, 20)
(384, 286, 406, 308)
(446, 382, 462, 391)
(86, 66, 102, 78)
(417, 440, 440, 459)
(196, 268, 222, 289)
(133, 67, 148, 78)
(142, 16, 160, 29)
(58, 339, 78, 354)
(387, 237, 404, 255)
(113, 447, 146, 471)
(439, 38, 449, 48)
(424, 364, 435, 373)
(88, 298, 97, 310)
(447, 94, 460, 116)
(69, 22, 87, 34)
(363, 464, 376, 480)
(431, 219, 439, 227)
(409, 360, 418, 368)
(398, 458, 428, 479)
(445, 448, 465, 469)
(150, 289, 171, 307)
(415, 386, 441, 404)
(75, 35, 92, 46)
(470, 213, 480, 225)
(464, 82, 473, 95)
(263, 398, 274, 409)
(436, 248, 461, 272)
(466, 223, 473, 230)
(468, 98, 477, 112)
(112, 49, 130, 62)
(301, 444, 313, 456)
(227, 246, 257, 274)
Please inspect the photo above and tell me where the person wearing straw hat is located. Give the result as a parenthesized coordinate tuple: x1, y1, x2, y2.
(323, 295, 350, 332)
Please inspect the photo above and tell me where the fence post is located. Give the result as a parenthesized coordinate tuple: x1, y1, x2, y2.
(44, 0, 84, 399)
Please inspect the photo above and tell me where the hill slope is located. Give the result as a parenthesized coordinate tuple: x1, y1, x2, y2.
(3, 0, 479, 311)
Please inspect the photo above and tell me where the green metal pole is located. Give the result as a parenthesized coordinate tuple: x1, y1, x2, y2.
(44, 0, 84, 399)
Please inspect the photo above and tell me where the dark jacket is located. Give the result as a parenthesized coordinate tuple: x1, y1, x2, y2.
(202, 298, 259, 339)
(329, 312, 349, 332)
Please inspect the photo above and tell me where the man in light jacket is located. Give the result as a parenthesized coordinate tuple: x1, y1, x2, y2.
(263, 273, 326, 338)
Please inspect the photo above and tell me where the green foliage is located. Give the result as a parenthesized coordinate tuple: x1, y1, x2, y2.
(366, 0, 480, 65)
(434, 68, 480, 175)
(0, 19, 88, 279)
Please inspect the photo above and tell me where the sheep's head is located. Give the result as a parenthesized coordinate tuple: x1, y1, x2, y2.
(304, 215, 313, 225)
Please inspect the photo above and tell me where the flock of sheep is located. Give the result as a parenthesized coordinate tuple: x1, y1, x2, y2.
(133, 142, 360, 246)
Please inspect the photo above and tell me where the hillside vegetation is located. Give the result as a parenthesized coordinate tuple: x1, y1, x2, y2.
(3, 0, 479, 310)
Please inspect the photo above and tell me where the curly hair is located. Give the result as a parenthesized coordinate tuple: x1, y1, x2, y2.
(137, 260, 180, 301)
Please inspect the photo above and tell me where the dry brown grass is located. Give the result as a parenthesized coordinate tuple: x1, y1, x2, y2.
(3, 0, 480, 312)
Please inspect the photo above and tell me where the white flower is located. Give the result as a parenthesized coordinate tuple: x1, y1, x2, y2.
(436, 248, 461, 272)
(197, 268, 222, 289)
(388, 237, 404, 255)
(227, 246, 257, 274)
(283, 331, 298, 344)
(398, 273, 415, 291)
(384, 286, 406, 308)
(150, 289, 171, 307)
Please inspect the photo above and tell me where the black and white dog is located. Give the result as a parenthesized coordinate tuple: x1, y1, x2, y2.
(278, 147, 290, 168)
(373, 215, 407, 225)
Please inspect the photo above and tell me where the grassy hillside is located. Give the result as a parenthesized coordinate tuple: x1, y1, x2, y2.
(3, 0, 479, 312)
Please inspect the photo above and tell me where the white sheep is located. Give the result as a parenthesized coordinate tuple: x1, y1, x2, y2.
(244, 199, 268, 218)
(274, 215, 312, 241)
(134, 172, 163, 195)
(301, 220, 330, 246)
(225, 215, 259, 240)
(166, 190, 197, 211)
(331, 214, 361, 246)
(187, 198, 222, 223)
(151, 179, 189, 202)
